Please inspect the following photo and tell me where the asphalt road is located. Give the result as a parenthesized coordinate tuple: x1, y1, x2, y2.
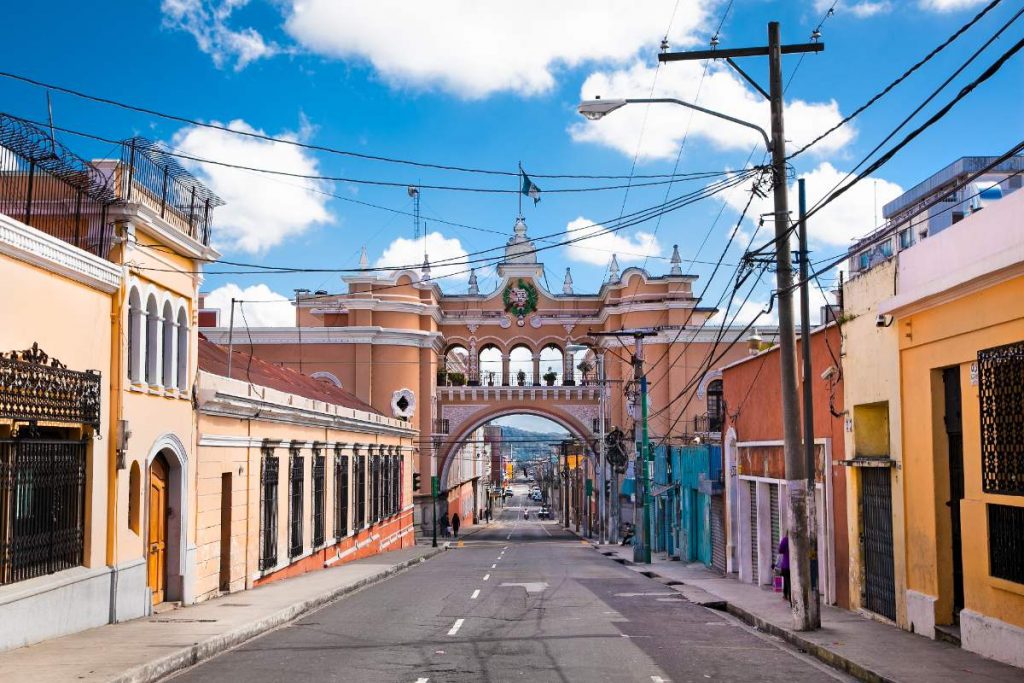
(169, 482, 850, 683)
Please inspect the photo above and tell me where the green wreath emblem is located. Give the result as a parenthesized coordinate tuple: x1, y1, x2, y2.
(503, 278, 538, 317)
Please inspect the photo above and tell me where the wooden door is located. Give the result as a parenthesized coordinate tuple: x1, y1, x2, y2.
(148, 454, 169, 604)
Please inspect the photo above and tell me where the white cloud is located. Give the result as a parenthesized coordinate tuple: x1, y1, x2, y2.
(283, 0, 710, 98)
(570, 60, 854, 160)
(918, 0, 985, 11)
(815, 0, 891, 18)
(718, 162, 903, 248)
(374, 231, 470, 282)
(162, 0, 279, 70)
(171, 119, 332, 253)
(204, 283, 295, 327)
(563, 217, 662, 266)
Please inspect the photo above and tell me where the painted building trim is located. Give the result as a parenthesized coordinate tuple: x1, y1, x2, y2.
(0, 212, 121, 293)
(201, 326, 442, 349)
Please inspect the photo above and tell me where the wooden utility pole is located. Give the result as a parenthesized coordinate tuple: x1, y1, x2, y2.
(659, 21, 823, 629)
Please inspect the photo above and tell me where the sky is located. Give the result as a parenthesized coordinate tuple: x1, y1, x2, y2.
(3, 0, 1021, 328)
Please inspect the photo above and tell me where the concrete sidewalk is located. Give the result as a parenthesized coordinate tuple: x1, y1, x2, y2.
(591, 542, 1022, 683)
(0, 545, 443, 683)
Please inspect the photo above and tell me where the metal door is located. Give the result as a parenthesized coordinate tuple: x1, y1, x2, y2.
(861, 467, 896, 621)
(770, 484, 781, 568)
(711, 495, 726, 573)
(749, 481, 758, 583)
(943, 367, 964, 618)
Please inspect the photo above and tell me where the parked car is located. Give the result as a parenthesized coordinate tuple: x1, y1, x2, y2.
(503, 488, 513, 498)
(538, 506, 551, 519)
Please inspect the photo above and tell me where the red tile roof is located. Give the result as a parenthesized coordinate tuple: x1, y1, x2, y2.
(198, 335, 379, 414)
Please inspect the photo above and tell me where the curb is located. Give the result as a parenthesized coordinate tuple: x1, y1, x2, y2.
(110, 548, 444, 683)
(586, 544, 892, 683)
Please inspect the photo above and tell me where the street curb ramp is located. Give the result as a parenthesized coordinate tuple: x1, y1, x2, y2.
(109, 548, 444, 683)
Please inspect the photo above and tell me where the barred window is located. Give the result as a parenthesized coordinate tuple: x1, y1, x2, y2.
(371, 453, 381, 523)
(0, 437, 87, 585)
(978, 341, 1024, 496)
(312, 448, 325, 548)
(288, 448, 304, 559)
(989, 504, 1024, 584)
(355, 448, 366, 529)
(335, 449, 349, 538)
(259, 449, 279, 571)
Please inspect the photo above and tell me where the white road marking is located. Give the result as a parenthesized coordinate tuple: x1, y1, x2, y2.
(491, 563, 497, 569)
(471, 589, 480, 599)
(499, 581, 548, 593)
(503, 545, 508, 550)
(483, 574, 490, 581)
(447, 619, 464, 636)
(614, 592, 677, 597)
(415, 679, 429, 683)
(651, 677, 668, 683)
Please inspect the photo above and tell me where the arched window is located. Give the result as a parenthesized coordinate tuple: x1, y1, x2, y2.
(509, 345, 533, 386)
(707, 379, 724, 432)
(162, 300, 175, 388)
(539, 344, 564, 386)
(478, 345, 502, 386)
(176, 307, 189, 390)
(128, 461, 141, 534)
(127, 287, 143, 383)
(145, 294, 159, 385)
(441, 345, 469, 386)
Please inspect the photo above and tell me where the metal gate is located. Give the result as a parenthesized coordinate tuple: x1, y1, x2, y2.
(711, 495, 726, 573)
(749, 481, 758, 583)
(770, 484, 781, 569)
(861, 467, 896, 621)
(0, 438, 87, 585)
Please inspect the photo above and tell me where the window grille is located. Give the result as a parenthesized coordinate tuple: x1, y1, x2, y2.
(0, 437, 87, 585)
(988, 504, 1024, 585)
(355, 451, 366, 528)
(312, 452, 325, 548)
(978, 341, 1024, 496)
(335, 451, 349, 538)
(288, 449, 304, 559)
(258, 449, 278, 570)
(707, 380, 724, 432)
(371, 454, 381, 523)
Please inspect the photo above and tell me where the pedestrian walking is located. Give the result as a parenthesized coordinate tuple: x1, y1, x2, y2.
(451, 512, 461, 538)
(485, 508, 491, 523)
(777, 535, 791, 603)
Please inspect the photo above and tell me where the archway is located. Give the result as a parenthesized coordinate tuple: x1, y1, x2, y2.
(145, 433, 190, 605)
(508, 345, 534, 386)
(441, 344, 469, 386)
(538, 344, 564, 386)
(478, 345, 502, 386)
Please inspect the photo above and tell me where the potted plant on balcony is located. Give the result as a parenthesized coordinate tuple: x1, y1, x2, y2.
(448, 372, 466, 386)
(543, 368, 558, 386)
(577, 359, 594, 385)
(516, 369, 527, 386)
(436, 370, 448, 386)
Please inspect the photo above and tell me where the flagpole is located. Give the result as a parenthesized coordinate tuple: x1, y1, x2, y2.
(518, 161, 523, 217)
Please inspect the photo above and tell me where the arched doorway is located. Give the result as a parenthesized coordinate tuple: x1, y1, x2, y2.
(508, 345, 534, 386)
(538, 344, 564, 386)
(478, 345, 502, 386)
(148, 453, 169, 604)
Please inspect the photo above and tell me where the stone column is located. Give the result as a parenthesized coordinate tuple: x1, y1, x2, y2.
(501, 354, 510, 386)
(532, 355, 541, 386)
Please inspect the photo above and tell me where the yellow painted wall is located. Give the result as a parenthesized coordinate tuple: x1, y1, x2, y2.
(841, 260, 909, 624)
(897, 273, 1024, 629)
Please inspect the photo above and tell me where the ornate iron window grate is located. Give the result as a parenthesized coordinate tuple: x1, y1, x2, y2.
(0, 437, 87, 585)
(371, 454, 381, 523)
(988, 503, 1024, 584)
(355, 453, 366, 529)
(335, 453, 349, 539)
(258, 451, 279, 571)
(288, 450, 304, 559)
(978, 341, 1024, 496)
(312, 453, 325, 548)
(0, 344, 100, 427)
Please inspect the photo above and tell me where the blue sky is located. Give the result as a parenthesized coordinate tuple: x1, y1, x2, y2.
(3, 0, 1021, 327)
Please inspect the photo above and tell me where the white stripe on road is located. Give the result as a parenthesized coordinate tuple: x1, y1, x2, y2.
(447, 618, 464, 636)
(651, 677, 668, 683)
(471, 589, 480, 599)
(483, 574, 490, 581)
(415, 679, 429, 683)
(491, 563, 497, 569)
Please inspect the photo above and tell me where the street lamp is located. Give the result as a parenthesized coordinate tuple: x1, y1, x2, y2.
(577, 97, 771, 152)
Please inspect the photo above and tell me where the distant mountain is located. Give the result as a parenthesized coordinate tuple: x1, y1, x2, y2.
(498, 425, 567, 462)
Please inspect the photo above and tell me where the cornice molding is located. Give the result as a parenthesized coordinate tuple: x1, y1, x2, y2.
(113, 204, 221, 262)
(201, 326, 442, 348)
(0, 212, 122, 293)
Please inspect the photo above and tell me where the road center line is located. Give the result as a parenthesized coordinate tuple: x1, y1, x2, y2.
(415, 679, 429, 683)
(483, 574, 490, 581)
(491, 563, 497, 569)
(471, 589, 480, 599)
(447, 618, 465, 636)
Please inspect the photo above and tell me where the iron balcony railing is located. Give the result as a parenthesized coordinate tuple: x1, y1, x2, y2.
(121, 138, 224, 247)
(0, 343, 101, 427)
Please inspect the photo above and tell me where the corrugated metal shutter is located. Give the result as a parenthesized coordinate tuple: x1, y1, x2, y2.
(711, 495, 726, 573)
(749, 481, 758, 583)
(770, 484, 781, 569)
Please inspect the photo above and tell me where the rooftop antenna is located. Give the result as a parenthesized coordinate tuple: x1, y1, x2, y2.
(408, 186, 421, 238)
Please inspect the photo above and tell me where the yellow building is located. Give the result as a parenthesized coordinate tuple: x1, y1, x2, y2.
(881, 186, 1024, 668)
